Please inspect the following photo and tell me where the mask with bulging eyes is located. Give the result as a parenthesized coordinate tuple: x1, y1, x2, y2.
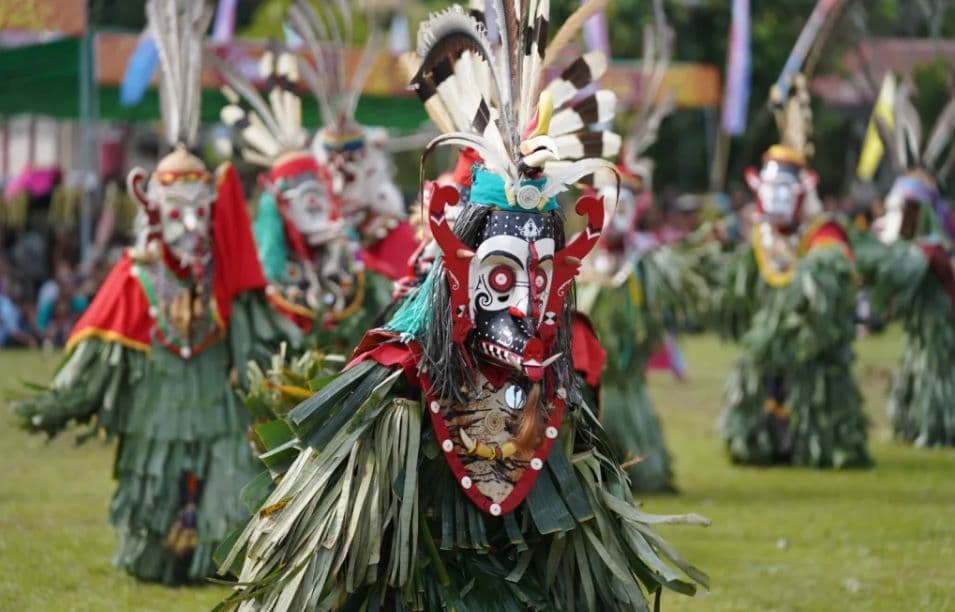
(746, 160, 817, 229)
(148, 177, 215, 267)
(469, 212, 557, 379)
(317, 143, 365, 216)
(277, 172, 344, 246)
(428, 182, 604, 383)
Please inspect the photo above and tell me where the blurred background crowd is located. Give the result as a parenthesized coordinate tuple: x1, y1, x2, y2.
(1, 0, 952, 347)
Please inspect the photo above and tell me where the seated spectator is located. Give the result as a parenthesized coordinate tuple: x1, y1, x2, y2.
(36, 258, 88, 335)
(0, 291, 37, 348)
(43, 295, 75, 348)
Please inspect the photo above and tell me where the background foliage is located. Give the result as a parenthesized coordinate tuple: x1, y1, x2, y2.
(87, 0, 955, 196)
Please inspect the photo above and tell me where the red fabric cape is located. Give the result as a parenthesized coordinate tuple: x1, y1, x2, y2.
(67, 254, 152, 352)
(571, 312, 607, 388)
(360, 220, 420, 281)
(347, 330, 421, 385)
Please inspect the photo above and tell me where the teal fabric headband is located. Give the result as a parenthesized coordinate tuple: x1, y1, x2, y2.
(469, 166, 558, 212)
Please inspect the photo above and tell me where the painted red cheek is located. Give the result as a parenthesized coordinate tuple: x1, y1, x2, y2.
(168, 209, 181, 220)
(196, 208, 206, 218)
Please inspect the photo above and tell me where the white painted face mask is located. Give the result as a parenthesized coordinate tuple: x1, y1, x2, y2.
(149, 178, 215, 266)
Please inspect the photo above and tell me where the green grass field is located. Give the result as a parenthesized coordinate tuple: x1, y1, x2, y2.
(1, 331, 953, 611)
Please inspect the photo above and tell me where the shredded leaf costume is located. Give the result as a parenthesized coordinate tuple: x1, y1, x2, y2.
(14, 0, 302, 585)
(853, 80, 955, 446)
(578, 244, 705, 491)
(216, 2, 708, 610)
(574, 8, 698, 492)
(717, 70, 870, 469)
(857, 236, 955, 446)
(717, 219, 870, 468)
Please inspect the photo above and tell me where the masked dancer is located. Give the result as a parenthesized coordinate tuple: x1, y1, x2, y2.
(16, 0, 301, 583)
(216, 3, 709, 609)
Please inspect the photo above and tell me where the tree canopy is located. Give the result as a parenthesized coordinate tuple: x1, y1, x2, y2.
(87, 0, 955, 195)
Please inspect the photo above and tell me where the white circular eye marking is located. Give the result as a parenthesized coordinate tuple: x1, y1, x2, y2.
(265, 285, 277, 295)
(130, 266, 139, 278)
(442, 439, 454, 452)
(179, 346, 192, 359)
(504, 385, 526, 410)
(430, 401, 440, 414)
(148, 306, 158, 318)
(530, 457, 543, 470)
(490, 503, 502, 516)
(460, 476, 472, 489)
(545, 426, 558, 439)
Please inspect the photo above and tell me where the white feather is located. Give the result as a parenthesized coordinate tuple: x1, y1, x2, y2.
(553, 135, 583, 159)
(602, 132, 622, 158)
(548, 110, 585, 137)
(548, 91, 617, 137)
(541, 158, 617, 199)
(594, 90, 617, 121)
(544, 80, 577, 110)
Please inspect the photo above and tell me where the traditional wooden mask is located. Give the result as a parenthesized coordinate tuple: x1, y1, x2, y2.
(746, 154, 818, 230)
(428, 183, 604, 379)
(270, 152, 342, 248)
(128, 147, 214, 271)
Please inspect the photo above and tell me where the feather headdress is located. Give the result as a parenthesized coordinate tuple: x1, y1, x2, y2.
(869, 82, 955, 243)
(770, 73, 814, 164)
(208, 47, 308, 167)
(146, 0, 212, 149)
(287, 0, 382, 148)
(875, 82, 955, 184)
(619, 2, 675, 191)
(408, 0, 621, 208)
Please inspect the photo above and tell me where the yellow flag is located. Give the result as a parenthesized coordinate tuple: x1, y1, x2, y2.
(857, 74, 896, 180)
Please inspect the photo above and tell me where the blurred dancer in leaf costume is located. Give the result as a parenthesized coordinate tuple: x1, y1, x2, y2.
(857, 82, 955, 447)
(298, 0, 419, 302)
(14, 0, 301, 584)
(576, 10, 708, 492)
(216, 2, 708, 610)
(212, 1, 423, 439)
(716, 74, 870, 468)
(209, 45, 365, 339)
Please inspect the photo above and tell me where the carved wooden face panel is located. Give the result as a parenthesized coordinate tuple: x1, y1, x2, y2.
(148, 178, 215, 267)
(425, 373, 566, 516)
(469, 212, 557, 379)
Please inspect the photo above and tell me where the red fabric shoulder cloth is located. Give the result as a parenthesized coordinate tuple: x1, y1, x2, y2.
(360, 221, 420, 281)
(571, 311, 607, 388)
(66, 253, 152, 353)
(346, 329, 422, 387)
(920, 242, 955, 315)
(803, 219, 854, 261)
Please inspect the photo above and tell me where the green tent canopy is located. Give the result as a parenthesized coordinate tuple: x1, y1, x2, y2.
(0, 37, 428, 130)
